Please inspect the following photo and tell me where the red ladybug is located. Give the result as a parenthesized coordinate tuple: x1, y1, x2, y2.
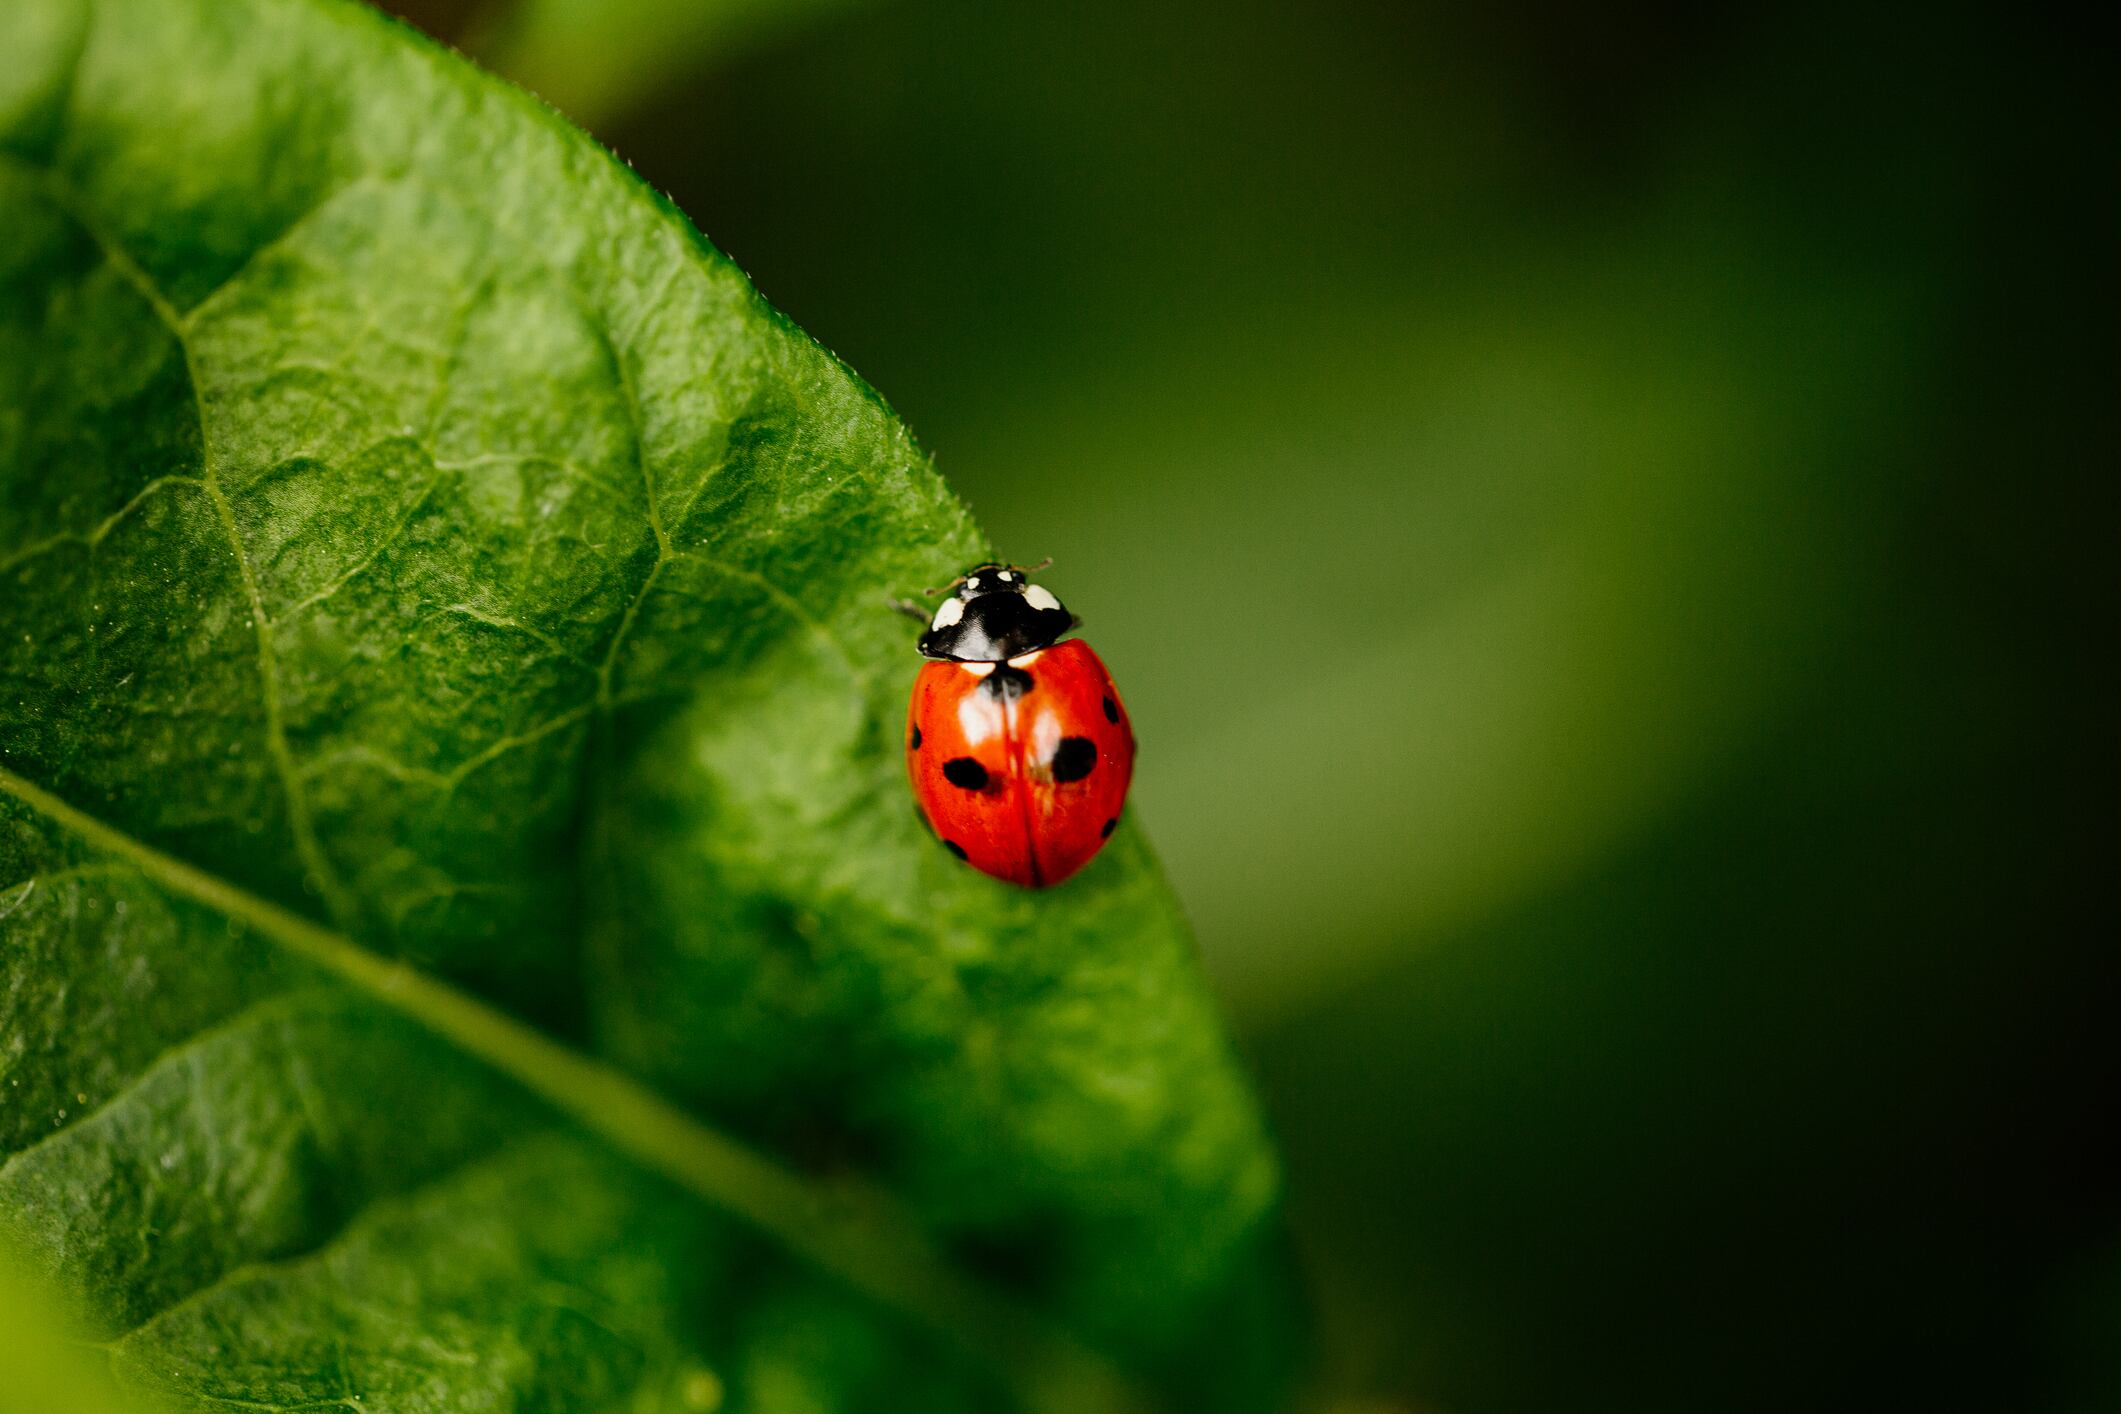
(899, 563, 1135, 887)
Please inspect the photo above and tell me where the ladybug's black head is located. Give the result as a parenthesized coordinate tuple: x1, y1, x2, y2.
(917, 563, 1075, 661)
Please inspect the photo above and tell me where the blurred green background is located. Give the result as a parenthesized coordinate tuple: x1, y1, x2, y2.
(385, 1, 2112, 1408)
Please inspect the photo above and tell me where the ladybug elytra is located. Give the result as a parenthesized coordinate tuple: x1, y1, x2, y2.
(898, 563, 1135, 887)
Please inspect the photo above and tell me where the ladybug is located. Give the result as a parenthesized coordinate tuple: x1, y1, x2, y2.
(897, 562, 1135, 887)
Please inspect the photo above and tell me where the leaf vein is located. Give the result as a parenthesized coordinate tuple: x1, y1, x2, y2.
(588, 304, 678, 708)
(22, 161, 361, 935)
(671, 549, 876, 697)
(0, 989, 341, 1176)
(0, 474, 206, 577)
(179, 174, 385, 326)
(276, 471, 447, 621)
(108, 1135, 542, 1348)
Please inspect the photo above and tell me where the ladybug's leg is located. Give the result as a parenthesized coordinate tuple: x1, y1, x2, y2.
(888, 596, 931, 622)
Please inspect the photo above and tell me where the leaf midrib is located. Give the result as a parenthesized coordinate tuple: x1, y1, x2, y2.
(0, 765, 1148, 1414)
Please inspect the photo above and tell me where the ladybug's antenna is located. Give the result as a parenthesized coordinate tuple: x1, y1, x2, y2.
(887, 597, 931, 622)
(1017, 556, 1054, 574)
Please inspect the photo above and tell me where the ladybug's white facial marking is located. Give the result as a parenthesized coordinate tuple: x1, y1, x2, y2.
(997, 569, 1014, 582)
(930, 597, 964, 632)
(1023, 584, 1062, 613)
(964, 575, 980, 591)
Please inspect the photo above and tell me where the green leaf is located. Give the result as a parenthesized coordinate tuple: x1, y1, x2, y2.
(0, 1242, 163, 1414)
(0, 2, 1296, 1411)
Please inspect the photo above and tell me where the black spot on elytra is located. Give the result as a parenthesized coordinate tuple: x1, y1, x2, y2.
(1051, 736, 1097, 783)
(982, 665, 1034, 700)
(910, 723, 922, 750)
(943, 757, 989, 790)
(1102, 695, 1119, 723)
(943, 839, 968, 860)
(1100, 817, 1118, 838)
